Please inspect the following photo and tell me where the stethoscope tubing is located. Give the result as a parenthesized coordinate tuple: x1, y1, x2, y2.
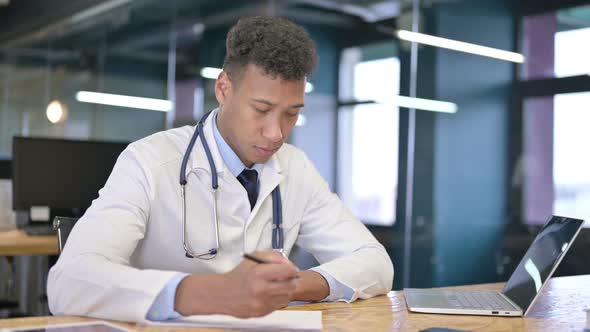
(180, 111, 283, 259)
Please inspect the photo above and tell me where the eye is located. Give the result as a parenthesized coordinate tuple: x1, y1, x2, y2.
(254, 107, 270, 114)
(287, 108, 301, 117)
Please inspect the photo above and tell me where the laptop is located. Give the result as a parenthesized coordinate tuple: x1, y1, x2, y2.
(404, 215, 584, 317)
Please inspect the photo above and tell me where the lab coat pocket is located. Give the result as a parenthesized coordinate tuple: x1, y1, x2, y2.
(249, 210, 301, 255)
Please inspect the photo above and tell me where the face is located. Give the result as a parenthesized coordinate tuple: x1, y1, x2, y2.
(215, 64, 305, 167)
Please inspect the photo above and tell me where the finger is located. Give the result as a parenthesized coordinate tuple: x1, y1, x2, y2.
(262, 279, 298, 296)
(268, 295, 292, 310)
(251, 250, 289, 264)
(253, 263, 298, 281)
(248, 280, 295, 309)
(234, 258, 258, 273)
(246, 251, 301, 273)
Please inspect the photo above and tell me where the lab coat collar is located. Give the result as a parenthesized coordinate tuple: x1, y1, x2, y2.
(248, 156, 284, 225)
(262, 148, 282, 175)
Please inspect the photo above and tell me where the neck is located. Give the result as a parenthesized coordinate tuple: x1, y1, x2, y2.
(216, 108, 254, 168)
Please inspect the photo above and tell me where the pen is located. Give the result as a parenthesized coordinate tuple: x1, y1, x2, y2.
(243, 253, 301, 277)
(243, 253, 273, 264)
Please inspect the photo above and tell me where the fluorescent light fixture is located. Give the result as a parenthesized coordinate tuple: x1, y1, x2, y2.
(200, 67, 222, 80)
(296, 114, 306, 126)
(397, 30, 525, 63)
(70, 0, 132, 24)
(377, 95, 458, 113)
(76, 91, 173, 112)
(200, 67, 315, 94)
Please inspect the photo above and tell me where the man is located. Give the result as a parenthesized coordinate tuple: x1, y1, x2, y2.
(47, 16, 393, 322)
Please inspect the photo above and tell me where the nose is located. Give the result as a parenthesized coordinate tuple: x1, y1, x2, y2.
(262, 117, 284, 143)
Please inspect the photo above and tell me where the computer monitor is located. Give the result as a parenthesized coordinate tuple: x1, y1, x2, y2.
(12, 136, 128, 218)
(0, 159, 11, 179)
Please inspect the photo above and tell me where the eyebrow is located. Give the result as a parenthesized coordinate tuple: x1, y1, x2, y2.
(251, 98, 304, 109)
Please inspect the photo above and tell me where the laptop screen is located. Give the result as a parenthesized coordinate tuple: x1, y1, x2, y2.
(502, 216, 584, 313)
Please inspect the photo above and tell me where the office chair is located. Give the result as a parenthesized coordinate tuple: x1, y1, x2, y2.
(19, 216, 81, 317)
(52, 216, 79, 254)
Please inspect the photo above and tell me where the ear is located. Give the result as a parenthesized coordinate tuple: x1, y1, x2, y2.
(215, 71, 232, 105)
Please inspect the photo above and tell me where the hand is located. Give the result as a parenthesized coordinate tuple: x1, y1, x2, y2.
(174, 251, 299, 318)
(292, 270, 330, 302)
(222, 251, 300, 318)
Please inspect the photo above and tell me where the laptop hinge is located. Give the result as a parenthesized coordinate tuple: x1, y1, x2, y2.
(499, 293, 522, 313)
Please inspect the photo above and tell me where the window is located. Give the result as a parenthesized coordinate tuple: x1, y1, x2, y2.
(553, 92, 590, 224)
(523, 92, 590, 227)
(521, 5, 590, 80)
(554, 27, 590, 77)
(521, 5, 590, 227)
(338, 45, 399, 226)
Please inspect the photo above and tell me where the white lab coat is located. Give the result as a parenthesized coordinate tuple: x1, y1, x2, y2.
(47, 110, 394, 322)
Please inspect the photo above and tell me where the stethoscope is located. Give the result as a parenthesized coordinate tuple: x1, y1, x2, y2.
(179, 111, 284, 259)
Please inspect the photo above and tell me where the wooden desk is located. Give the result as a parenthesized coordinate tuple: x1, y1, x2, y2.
(0, 229, 58, 315)
(0, 275, 587, 331)
(0, 230, 58, 256)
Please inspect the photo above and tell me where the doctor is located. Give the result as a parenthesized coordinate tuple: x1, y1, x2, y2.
(47, 16, 393, 322)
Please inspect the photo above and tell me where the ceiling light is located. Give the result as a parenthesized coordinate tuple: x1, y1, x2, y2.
(192, 23, 205, 35)
(46, 100, 68, 123)
(200, 67, 315, 95)
(397, 30, 525, 63)
(200, 67, 222, 80)
(76, 91, 173, 112)
(296, 114, 306, 126)
(377, 95, 457, 113)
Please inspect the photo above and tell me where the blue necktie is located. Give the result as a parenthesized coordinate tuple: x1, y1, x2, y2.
(237, 169, 259, 210)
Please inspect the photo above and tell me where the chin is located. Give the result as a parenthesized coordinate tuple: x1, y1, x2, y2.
(251, 146, 279, 165)
(254, 156, 272, 164)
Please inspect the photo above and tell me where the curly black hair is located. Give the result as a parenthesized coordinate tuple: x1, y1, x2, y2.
(223, 16, 318, 83)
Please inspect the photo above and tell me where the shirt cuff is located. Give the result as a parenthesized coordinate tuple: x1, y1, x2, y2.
(309, 267, 354, 302)
(146, 273, 189, 321)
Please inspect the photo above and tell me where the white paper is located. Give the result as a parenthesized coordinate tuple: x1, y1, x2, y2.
(144, 310, 322, 331)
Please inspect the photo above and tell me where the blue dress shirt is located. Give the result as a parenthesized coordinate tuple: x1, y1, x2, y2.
(146, 112, 353, 320)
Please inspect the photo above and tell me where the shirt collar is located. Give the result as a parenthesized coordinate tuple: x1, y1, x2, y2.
(212, 111, 264, 177)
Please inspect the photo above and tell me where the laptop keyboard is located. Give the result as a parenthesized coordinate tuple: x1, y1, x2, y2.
(445, 291, 515, 310)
